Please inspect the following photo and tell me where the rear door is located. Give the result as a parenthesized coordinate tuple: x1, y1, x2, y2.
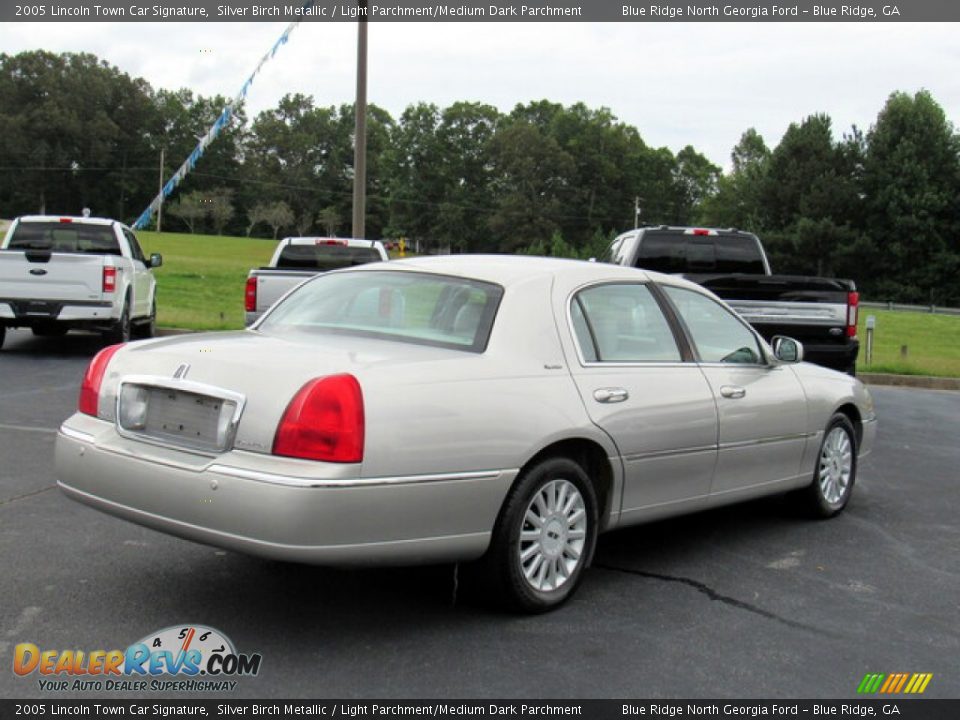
(122, 228, 152, 317)
(659, 284, 808, 497)
(566, 282, 718, 521)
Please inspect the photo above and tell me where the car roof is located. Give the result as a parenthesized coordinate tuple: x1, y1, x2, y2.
(16, 215, 118, 227)
(377, 254, 703, 292)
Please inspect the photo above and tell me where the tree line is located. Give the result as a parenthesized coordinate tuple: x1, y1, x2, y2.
(1, 50, 957, 303)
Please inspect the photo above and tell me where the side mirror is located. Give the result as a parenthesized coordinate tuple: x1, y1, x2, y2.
(149, 253, 163, 268)
(772, 336, 803, 364)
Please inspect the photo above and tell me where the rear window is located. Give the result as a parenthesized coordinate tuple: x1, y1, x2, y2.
(258, 270, 503, 353)
(7, 222, 121, 255)
(636, 232, 765, 274)
(276, 243, 382, 270)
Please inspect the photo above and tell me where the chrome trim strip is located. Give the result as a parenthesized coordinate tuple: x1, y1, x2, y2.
(623, 445, 716, 463)
(206, 465, 509, 489)
(718, 432, 816, 451)
(59, 425, 96, 444)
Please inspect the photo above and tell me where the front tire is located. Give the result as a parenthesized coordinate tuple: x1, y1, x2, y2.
(481, 457, 598, 613)
(798, 413, 857, 518)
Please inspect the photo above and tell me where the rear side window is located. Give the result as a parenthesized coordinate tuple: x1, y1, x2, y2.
(259, 270, 503, 353)
(276, 243, 382, 270)
(571, 284, 681, 363)
(7, 222, 121, 255)
(635, 232, 765, 274)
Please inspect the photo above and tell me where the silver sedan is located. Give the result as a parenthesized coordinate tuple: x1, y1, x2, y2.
(56, 256, 877, 612)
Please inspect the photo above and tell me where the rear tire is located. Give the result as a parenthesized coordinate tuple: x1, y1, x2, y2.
(478, 457, 598, 613)
(105, 301, 131, 344)
(136, 295, 156, 339)
(797, 413, 857, 518)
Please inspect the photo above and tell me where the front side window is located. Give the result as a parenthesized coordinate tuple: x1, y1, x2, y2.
(571, 283, 681, 363)
(258, 270, 503, 353)
(662, 286, 763, 364)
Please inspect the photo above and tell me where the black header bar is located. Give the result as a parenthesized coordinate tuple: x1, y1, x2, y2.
(3, 0, 959, 23)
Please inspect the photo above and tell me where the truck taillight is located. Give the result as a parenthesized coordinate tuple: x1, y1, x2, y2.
(102, 266, 117, 293)
(245, 277, 257, 312)
(78, 344, 124, 417)
(316, 238, 347, 246)
(273, 374, 364, 463)
(846, 291, 859, 338)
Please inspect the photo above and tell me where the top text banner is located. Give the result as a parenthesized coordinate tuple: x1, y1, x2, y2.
(4, 0, 960, 23)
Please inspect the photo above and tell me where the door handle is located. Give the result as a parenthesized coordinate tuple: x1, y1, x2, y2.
(720, 385, 746, 399)
(594, 388, 629, 403)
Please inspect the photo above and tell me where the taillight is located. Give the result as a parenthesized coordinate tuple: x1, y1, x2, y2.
(273, 374, 364, 463)
(245, 276, 257, 312)
(692, 228, 710, 236)
(78, 344, 124, 416)
(846, 291, 859, 338)
(102, 266, 117, 293)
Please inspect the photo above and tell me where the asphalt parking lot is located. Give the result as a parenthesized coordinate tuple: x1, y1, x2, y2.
(1, 327, 958, 699)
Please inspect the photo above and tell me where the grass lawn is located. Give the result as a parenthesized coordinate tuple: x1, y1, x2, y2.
(138, 231, 276, 331)
(857, 308, 960, 378)
(136, 231, 960, 377)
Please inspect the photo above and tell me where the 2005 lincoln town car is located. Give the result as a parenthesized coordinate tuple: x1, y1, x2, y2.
(56, 256, 877, 612)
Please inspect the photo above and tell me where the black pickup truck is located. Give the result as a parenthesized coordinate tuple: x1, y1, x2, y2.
(604, 226, 860, 374)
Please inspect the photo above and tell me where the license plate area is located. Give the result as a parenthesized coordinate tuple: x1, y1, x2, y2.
(116, 378, 245, 455)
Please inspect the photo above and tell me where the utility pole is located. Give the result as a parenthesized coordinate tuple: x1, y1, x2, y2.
(634, 196, 641, 228)
(156, 148, 165, 233)
(351, 3, 369, 239)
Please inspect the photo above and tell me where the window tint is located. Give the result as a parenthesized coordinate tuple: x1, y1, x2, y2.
(276, 243, 382, 270)
(572, 284, 680, 363)
(7, 222, 121, 255)
(635, 232, 766, 274)
(259, 271, 502, 353)
(663, 286, 763, 364)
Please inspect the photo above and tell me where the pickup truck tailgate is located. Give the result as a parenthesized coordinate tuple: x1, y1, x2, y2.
(0, 251, 107, 303)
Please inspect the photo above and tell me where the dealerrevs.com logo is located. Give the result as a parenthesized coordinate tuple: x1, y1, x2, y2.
(13, 624, 262, 692)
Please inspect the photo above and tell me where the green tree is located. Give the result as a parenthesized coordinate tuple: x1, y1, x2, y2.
(860, 91, 960, 303)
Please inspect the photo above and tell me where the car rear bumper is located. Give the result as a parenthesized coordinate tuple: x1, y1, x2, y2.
(55, 415, 515, 565)
(0, 299, 116, 326)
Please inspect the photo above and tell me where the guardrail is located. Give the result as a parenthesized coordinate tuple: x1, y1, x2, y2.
(861, 301, 960, 317)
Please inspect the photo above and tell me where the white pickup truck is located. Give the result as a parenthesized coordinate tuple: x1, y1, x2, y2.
(245, 237, 388, 325)
(0, 215, 162, 349)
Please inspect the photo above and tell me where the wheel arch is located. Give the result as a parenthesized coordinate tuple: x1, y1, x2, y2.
(834, 402, 863, 446)
(518, 437, 618, 532)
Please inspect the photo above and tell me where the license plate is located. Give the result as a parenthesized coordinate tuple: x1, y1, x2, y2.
(117, 383, 240, 454)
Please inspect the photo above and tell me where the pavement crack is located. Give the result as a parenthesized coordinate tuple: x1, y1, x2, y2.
(595, 562, 838, 638)
(0, 485, 56, 506)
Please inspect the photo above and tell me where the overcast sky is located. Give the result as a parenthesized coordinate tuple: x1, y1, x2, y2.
(5, 21, 959, 168)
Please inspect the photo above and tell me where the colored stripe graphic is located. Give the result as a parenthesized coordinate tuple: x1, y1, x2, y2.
(858, 672, 932, 694)
(131, 2, 315, 230)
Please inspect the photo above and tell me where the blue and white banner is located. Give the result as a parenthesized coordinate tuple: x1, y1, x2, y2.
(132, 4, 315, 229)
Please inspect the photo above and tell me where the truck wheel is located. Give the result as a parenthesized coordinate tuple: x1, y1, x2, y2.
(796, 413, 858, 518)
(105, 302, 131, 344)
(0, 325, 5, 350)
(479, 457, 598, 613)
(136, 296, 156, 339)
